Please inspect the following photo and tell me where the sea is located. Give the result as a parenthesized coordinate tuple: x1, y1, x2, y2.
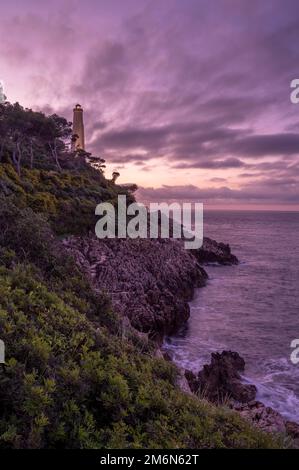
(163, 210, 299, 422)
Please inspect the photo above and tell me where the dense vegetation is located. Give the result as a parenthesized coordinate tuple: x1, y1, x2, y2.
(0, 102, 134, 235)
(0, 103, 282, 448)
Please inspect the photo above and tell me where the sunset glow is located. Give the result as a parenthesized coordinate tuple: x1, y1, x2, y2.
(1, 0, 299, 209)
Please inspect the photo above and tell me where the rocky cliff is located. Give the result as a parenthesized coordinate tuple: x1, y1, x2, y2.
(63, 236, 237, 341)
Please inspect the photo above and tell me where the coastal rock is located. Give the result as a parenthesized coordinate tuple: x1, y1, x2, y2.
(63, 236, 210, 340)
(176, 367, 193, 395)
(285, 420, 299, 441)
(185, 351, 299, 440)
(232, 401, 286, 434)
(185, 351, 257, 403)
(195, 238, 238, 265)
(63, 235, 237, 340)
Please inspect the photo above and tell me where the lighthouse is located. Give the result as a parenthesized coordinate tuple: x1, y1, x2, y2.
(72, 104, 85, 151)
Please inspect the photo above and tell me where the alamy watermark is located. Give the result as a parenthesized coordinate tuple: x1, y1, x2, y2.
(95, 196, 203, 249)
(290, 79, 299, 104)
(290, 339, 299, 365)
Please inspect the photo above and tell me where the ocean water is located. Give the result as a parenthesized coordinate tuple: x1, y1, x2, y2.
(163, 210, 299, 422)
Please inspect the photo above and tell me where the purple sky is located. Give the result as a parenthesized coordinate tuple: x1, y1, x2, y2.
(1, 0, 299, 209)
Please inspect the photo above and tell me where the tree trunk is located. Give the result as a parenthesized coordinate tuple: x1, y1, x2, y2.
(0, 141, 4, 163)
(16, 141, 22, 176)
(48, 140, 61, 171)
(30, 140, 34, 169)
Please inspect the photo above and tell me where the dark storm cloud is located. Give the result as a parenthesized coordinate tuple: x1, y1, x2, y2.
(63, 0, 299, 210)
(230, 134, 299, 157)
(209, 177, 227, 183)
(65, 0, 299, 194)
(239, 173, 260, 179)
(173, 158, 247, 170)
(92, 120, 108, 131)
(138, 180, 299, 205)
(91, 120, 251, 164)
(3, 0, 299, 205)
(99, 126, 171, 150)
(107, 153, 153, 164)
(73, 41, 128, 95)
(91, 118, 299, 173)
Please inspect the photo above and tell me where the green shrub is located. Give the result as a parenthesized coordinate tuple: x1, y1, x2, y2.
(0, 161, 284, 449)
(0, 163, 133, 235)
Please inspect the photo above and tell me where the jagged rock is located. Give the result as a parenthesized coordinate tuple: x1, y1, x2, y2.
(63, 236, 238, 341)
(184, 369, 199, 394)
(285, 420, 299, 440)
(63, 237, 205, 340)
(196, 238, 238, 265)
(185, 351, 299, 439)
(162, 351, 172, 362)
(232, 401, 286, 434)
(176, 368, 193, 396)
(185, 351, 257, 403)
(154, 348, 164, 359)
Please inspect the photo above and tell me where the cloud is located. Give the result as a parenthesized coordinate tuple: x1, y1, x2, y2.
(209, 177, 227, 183)
(73, 41, 128, 95)
(102, 152, 153, 164)
(230, 134, 299, 157)
(137, 180, 299, 205)
(91, 121, 252, 164)
(2, 0, 299, 207)
(173, 158, 247, 170)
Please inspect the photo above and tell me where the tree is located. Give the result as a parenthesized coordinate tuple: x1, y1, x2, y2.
(0, 102, 102, 175)
(0, 103, 73, 174)
(112, 171, 120, 183)
(86, 154, 106, 173)
(2, 102, 29, 176)
(0, 104, 8, 163)
(25, 110, 49, 169)
(42, 114, 72, 171)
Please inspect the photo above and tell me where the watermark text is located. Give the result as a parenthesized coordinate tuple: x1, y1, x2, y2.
(95, 196, 203, 249)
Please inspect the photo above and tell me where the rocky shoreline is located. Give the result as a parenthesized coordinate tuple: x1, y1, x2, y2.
(184, 351, 299, 444)
(63, 235, 236, 341)
(64, 234, 298, 443)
